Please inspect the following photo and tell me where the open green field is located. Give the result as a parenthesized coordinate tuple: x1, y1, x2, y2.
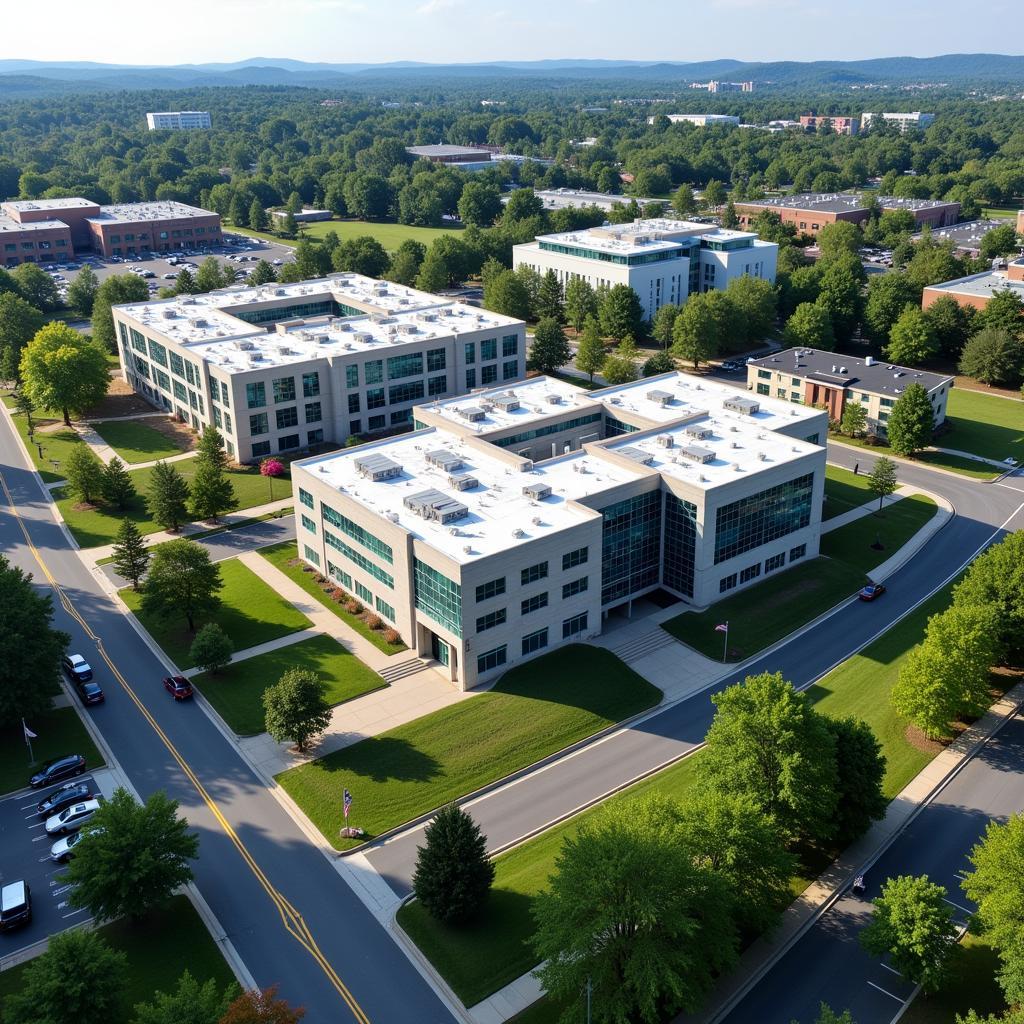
(121, 557, 311, 669)
(820, 495, 937, 571)
(259, 541, 407, 655)
(0, 707, 103, 796)
(90, 419, 188, 464)
(0, 896, 237, 1021)
(401, 580, 962, 1008)
(941, 388, 1024, 465)
(193, 633, 385, 735)
(277, 645, 661, 851)
(235, 218, 463, 253)
(823, 464, 875, 520)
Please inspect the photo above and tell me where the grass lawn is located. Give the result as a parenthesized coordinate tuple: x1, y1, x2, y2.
(820, 495, 937, 572)
(192, 633, 385, 735)
(90, 419, 187, 464)
(259, 541, 407, 655)
(0, 895, 237, 1020)
(235, 218, 463, 252)
(120, 557, 312, 669)
(276, 645, 661, 851)
(823, 464, 875, 520)
(941, 388, 1024, 465)
(7, 407, 86, 483)
(901, 934, 1006, 1024)
(0, 707, 103, 795)
(401, 580, 963, 1008)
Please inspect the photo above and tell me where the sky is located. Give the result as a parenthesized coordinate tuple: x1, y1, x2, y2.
(3, 0, 1022, 66)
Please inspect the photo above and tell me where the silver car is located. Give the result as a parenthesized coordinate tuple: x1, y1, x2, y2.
(45, 798, 101, 836)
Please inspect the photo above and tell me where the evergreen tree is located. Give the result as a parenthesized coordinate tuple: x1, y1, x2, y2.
(190, 459, 237, 522)
(111, 518, 149, 590)
(248, 198, 268, 232)
(886, 383, 934, 457)
(174, 267, 199, 294)
(529, 317, 571, 375)
(248, 260, 276, 286)
(536, 269, 564, 322)
(672, 184, 697, 218)
(147, 460, 191, 532)
(721, 199, 739, 229)
(412, 804, 495, 923)
(229, 194, 248, 227)
(189, 622, 233, 674)
(563, 277, 597, 333)
(100, 455, 136, 511)
(64, 443, 105, 504)
(196, 424, 229, 469)
(574, 315, 606, 384)
(280, 211, 298, 238)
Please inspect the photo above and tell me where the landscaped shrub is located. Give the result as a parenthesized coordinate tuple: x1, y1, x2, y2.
(346, 600, 363, 614)
(366, 613, 383, 630)
(383, 628, 401, 645)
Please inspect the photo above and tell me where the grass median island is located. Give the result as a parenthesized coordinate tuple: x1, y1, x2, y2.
(192, 633, 385, 735)
(120, 557, 312, 668)
(820, 494, 937, 572)
(0, 895, 237, 1020)
(823, 464, 876, 520)
(259, 540, 407, 654)
(0, 707, 103, 795)
(90, 418, 188, 464)
(276, 645, 661, 852)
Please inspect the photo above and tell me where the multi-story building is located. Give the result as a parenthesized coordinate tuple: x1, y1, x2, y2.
(799, 115, 860, 135)
(291, 371, 827, 688)
(146, 111, 212, 130)
(733, 193, 960, 238)
(522, 189, 661, 214)
(922, 258, 1024, 313)
(911, 219, 1013, 258)
(405, 145, 553, 172)
(861, 112, 934, 133)
(647, 114, 741, 127)
(690, 81, 754, 93)
(0, 197, 222, 264)
(746, 347, 954, 435)
(111, 273, 526, 463)
(513, 218, 778, 321)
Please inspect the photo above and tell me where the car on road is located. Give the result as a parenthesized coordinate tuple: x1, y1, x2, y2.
(36, 781, 92, 817)
(62, 653, 93, 682)
(720, 361, 742, 372)
(74, 676, 105, 706)
(45, 798, 101, 836)
(859, 583, 886, 601)
(30, 753, 87, 788)
(0, 880, 32, 931)
(163, 675, 193, 700)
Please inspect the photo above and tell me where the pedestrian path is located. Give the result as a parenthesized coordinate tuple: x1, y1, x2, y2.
(72, 421, 197, 470)
(182, 628, 322, 678)
(820, 486, 911, 533)
(925, 445, 1016, 470)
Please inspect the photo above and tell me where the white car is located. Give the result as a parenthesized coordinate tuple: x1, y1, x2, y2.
(45, 798, 101, 836)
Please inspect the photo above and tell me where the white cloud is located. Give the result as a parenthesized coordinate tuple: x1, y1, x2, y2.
(416, 0, 459, 14)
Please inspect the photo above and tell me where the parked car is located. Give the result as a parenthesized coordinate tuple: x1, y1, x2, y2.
(62, 653, 92, 682)
(859, 583, 886, 602)
(36, 781, 92, 817)
(720, 361, 742, 373)
(50, 826, 102, 863)
(163, 675, 193, 700)
(45, 798, 101, 836)
(0, 881, 32, 931)
(74, 677, 104, 707)
(162, 273, 178, 279)
(30, 754, 87, 788)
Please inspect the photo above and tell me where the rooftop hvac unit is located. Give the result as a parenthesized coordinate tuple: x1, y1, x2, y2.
(615, 446, 655, 466)
(547, 393, 563, 404)
(492, 394, 520, 412)
(161, 308, 176, 319)
(274, 288, 286, 296)
(416, 312, 438, 323)
(512, 528, 526, 538)
(757, 452, 767, 461)
(278, 346, 294, 355)
(865, 355, 876, 366)
(426, 449, 464, 472)
(646, 389, 673, 407)
(403, 488, 468, 524)
(457, 405, 486, 422)
(520, 459, 534, 472)
(723, 396, 760, 416)
(656, 434, 674, 448)
(398, 323, 417, 334)
(188, 317, 207, 328)
(678, 444, 715, 465)
(248, 352, 263, 363)
(531, 516, 542, 526)
(233, 340, 254, 351)
(354, 454, 403, 481)
(684, 424, 713, 440)
(522, 482, 552, 500)
(351, 332, 372, 343)
(448, 473, 478, 491)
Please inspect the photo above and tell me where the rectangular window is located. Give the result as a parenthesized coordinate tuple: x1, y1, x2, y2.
(756, 383, 770, 396)
(246, 382, 266, 409)
(208, 376, 220, 403)
(322, 504, 394, 563)
(503, 360, 518, 381)
(348, 393, 361, 414)
(147, 339, 168, 367)
(365, 360, 383, 385)
(326, 530, 395, 588)
(276, 407, 298, 429)
(345, 365, 358, 388)
(714, 474, 814, 565)
(155, 369, 171, 394)
(413, 558, 462, 636)
(502, 335, 519, 357)
(427, 348, 446, 372)
(757, 369, 771, 380)
(391, 409, 411, 426)
(387, 353, 423, 380)
(389, 381, 425, 405)
(356, 581, 373, 604)
(305, 401, 322, 423)
(368, 415, 385, 430)
(168, 348, 185, 373)
(465, 369, 476, 389)
(521, 561, 548, 585)
(224, 413, 232, 433)
(765, 552, 786, 573)
(375, 596, 395, 622)
(562, 576, 589, 599)
(272, 376, 296, 403)
(300, 514, 317, 534)
(562, 612, 588, 639)
(328, 561, 352, 591)
(303, 371, 321, 397)
(521, 592, 548, 615)
(303, 545, 320, 567)
(464, 342, 476, 365)
(720, 573, 738, 593)
(299, 488, 314, 510)
(249, 413, 268, 436)
(521, 628, 548, 656)
(278, 434, 300, 452)
(308, 428, 324, 446)
(477, 645, 507, 674)
(740, 563, 761, 584)
(562, 547, 588, 571)
(367, 387, 385, 409)
(475, 578, 506, 602)
(480, 338, 497, 361)
(790, 543, 807, 562)
(476, 609, 506, 633)
(481, 365, 497, 385)
(428, 375, 448, 397)
(252, 440, 271, 458)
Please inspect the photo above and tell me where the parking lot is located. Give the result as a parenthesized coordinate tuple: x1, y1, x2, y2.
(0, 768, 119, 958)
(46, 232, 297, 304)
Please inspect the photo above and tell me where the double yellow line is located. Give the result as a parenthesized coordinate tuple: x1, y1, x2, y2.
(0, 470, 370, 1024)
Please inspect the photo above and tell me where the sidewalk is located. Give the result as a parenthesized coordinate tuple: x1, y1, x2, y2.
(820, 486, 910, 533)
(926, 444, 1016, 470)
(72, 421, 197, 470)
(233, 550, 473, 779)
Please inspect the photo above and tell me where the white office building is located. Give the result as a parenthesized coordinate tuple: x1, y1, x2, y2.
(647, 114, 741, 127)
(111, 273, 526, 464)
(291, 372, 827, 689)
(146, 111, 212, 131)
(861, 112, 934, 133)
(512, 218, 778, 321)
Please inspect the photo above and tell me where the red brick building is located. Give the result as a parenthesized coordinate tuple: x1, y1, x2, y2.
(799, 115, 860, 135)
(922, 260, 1024, 312)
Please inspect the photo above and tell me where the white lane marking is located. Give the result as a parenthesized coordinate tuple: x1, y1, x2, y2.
(868, 981, 907, 1003)
(61, 908, 86, 919)
(880, 963, 903, 977)
(943, 897, 974, 915)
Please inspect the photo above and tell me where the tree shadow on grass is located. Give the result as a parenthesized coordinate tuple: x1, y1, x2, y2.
(320, 735, 442, 784)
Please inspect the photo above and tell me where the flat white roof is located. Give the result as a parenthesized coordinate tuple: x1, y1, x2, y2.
(0, 216, 69, 233)
(534, 217, 759, 257)
(89, 201, 217, 225)
(925, 269, 1024, 300)
(2, 197, 97, 211)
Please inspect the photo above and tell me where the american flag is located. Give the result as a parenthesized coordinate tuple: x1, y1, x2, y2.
(343, 788, 352, 819)
(714, 622, 729, 633)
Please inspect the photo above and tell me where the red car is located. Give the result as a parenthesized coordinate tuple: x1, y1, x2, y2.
(162, 675, 193, 700)
(859, 583, 886, 602)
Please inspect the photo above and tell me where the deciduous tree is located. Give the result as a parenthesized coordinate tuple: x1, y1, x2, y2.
(262, 668, 331, 752)
(599, 283, 644, 342)
(141, 538, 222, 633)
(219, 986, 306, 1024)
(886, 382, 934, 457)
(20, 323, 109, 424)
(952, 531, 1024, 661)
(651, 303, 680, 349)
(864, 274, 922, 345)
(564, 277, 598, 333)
(483, 269, 532, 321)
(885, 306, 938, 366)
(726, 275, 777, 346)
(529, 317, 570, 374)
(574, 315, 606, 383)
(959, 328, 1023, 387)
(867, 456, 898, 511)
(783, 301, 835, 351)
(189, 622, 233, 674)
(133, 970, 237, 1024)
(91, 273, 150, 351)
(0, 292, 45, 381)
(840, 401, 867, 437)
(64, 443, 105, 504)
(823, 716, 887, 845)
(600, 336, 638, 385)
(12, 261, 60, 311)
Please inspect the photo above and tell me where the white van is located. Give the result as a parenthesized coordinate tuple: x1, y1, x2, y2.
(0, 880, 32, 931)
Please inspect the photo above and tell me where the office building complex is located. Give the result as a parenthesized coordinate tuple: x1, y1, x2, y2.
(291, 372, 827, 688)
(111, 273, 526, 463)
(690, 81, 754, 93)
(922, 258, 1024, 312)
(733, 193, 960, 238)
(746, 348, 953, 434)
(512, 218, 778, 321)
(911, 219, 1012, 257)
(405, 145, 552, 172)
(0, 198, 222, 264)
(647, 114, 741, 127)
(861, 112, 934, 132)
(799, 115, 860, 135)
(146, 111, 212, 130)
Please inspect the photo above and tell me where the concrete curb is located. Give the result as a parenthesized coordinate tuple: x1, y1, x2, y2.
(828, 436, 1002, 483)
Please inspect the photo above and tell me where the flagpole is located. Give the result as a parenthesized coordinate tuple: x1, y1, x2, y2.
(22, 719, 34, 764)
(722, 622, 729, 663)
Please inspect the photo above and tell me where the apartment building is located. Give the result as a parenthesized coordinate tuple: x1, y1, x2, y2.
(146, 111, 212, 130)
(746, 347, 954, 435)
(111, 273, 526, 463)
(861, 112, 934, 133)
(922, 258, 1024, 312)
(292, 371, 828, 689)
(799, 115, 860, 135)
(512, 218, 778, 321)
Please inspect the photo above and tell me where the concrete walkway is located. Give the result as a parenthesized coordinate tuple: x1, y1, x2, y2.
(183, 627, 322, 677)
(73, 421, 197, 470)
(925, 444, 1017, 470)
(820, 486, 910, 533)
(233, 550, 471, 780)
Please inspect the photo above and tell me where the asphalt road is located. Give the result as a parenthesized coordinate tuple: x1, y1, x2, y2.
(723, 710, 1024, 1024)
(0, 414, 453, 1021)
(364, 448, 1024, 896)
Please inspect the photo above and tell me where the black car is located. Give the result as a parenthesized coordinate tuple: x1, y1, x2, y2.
(36, 781, 92, 817)
(74, 678, 104, 706)
(29, 754, 87, 789)
(62, 653, 93, 683)
(0, 881, 31, 931)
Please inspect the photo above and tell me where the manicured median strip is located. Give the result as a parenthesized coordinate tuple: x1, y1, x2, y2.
(90, 418, 188, 464)
(822, 464, 876, 520)
(192, 633, 385, 735)
(120, 557, 312, 668)
(820, 494, 937, 572)
(275, 645, 662, 852)
(0, 707, 104, 795)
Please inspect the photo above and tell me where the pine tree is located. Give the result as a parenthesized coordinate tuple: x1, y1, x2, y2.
(111, 518, 149, 590)
(228, 194, 248, 227)
(249, 198, 268, 232)
(190, 460, 238, 522)
(575, 315, 606, 384)
(100, 456, 136, 511)
(536, 269, 564, 322)
(64, 444, 104, 505)
(248, 260, 277, 286)
(174, 267, 199, 295)
(412, 804, 495, 923)
(147, 460, 190, 532)
(196, 425, 229, 470)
